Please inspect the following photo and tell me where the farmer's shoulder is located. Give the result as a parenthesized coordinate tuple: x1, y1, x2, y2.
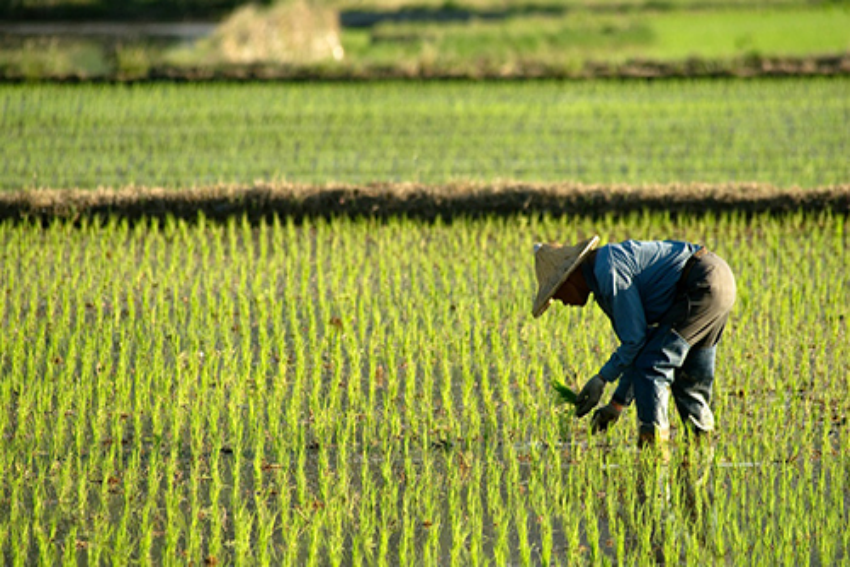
(593, 241, 638, 278)
(606, 239, 695, 256)
(597, 240, 644, 263)
(595, 239, 684, 275)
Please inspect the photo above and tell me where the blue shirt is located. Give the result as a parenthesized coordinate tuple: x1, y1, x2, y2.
(581, 240, 699, 383)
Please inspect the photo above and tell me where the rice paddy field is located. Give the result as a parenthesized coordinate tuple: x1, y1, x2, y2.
(0, 210, 848, 565)
(0, 73, 849, 565)
(1, 78, 848, 191)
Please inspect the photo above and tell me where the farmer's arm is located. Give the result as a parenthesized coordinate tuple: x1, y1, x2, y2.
(595, 271, 648, 385)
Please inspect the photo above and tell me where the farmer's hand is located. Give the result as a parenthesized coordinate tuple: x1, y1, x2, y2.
(575, 375, 606, 417)
(591, 402, 622, 433)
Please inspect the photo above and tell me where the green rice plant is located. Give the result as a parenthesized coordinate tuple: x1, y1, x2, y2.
(550, 377, 578, 406)
(233, 501, 255, 563)
(397, 473, 415, 567)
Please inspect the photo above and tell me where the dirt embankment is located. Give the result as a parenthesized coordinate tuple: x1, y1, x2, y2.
(2, 52, 847, 82)
(1, 183, 847, 225)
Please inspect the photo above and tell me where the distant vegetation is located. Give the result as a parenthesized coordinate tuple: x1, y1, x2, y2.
(0, 0, 271, 20)
(0, 0, 847, 79)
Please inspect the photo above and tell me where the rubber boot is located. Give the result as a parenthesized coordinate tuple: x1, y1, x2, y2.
(638, 423, 672, 463)
(636, 424, 674, 565)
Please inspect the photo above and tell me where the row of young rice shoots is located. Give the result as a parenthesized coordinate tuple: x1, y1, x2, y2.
(0, 211, 847, 565)
(1, 78, 848, 190)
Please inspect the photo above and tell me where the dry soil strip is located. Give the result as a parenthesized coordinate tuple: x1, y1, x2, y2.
(1, 182, 847, 224)
(3, 53, 847, 83)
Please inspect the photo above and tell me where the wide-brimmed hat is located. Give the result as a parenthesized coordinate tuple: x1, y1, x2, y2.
(532, 235, 599, 318)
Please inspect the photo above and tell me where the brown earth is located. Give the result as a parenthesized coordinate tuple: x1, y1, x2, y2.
(1, 182, 847, 225)
(1, 53, 847, 82)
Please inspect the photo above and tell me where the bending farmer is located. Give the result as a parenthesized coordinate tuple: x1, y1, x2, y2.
(532, 236, 736, 447)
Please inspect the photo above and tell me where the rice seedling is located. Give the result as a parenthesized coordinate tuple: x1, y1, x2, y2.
(550, 377, 578, 407)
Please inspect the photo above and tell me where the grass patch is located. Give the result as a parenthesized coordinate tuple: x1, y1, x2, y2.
(341, 5, 849, 68)
(640, 6, 851, 60)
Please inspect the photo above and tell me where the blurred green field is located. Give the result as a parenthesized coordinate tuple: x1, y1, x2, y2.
(634, 7, 849, 60)
(1, 78, 848, 191)
(341, 5, 849, 69)
(1, 0, 847, 79)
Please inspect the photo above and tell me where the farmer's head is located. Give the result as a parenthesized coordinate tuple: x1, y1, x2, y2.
(552, 267, 591, 307)
(532, 236, 599, 318)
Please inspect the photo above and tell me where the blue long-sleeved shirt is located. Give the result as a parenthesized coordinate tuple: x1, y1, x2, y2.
(580, 240, 699, 385)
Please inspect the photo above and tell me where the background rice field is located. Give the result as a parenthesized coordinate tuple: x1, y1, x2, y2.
(2, 0, 847, 81)
(1, 211, 847, 565)
(1, 78, 848, 191)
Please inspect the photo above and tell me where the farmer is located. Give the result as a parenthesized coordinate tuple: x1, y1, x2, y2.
(532, 236, 736, 449)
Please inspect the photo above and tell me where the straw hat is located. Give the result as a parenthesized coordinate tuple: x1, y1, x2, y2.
(532, 235, 599, 318)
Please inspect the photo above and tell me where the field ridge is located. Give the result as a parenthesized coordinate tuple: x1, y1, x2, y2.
(1, 53, 847, 82)
(3, 182, 847, 223)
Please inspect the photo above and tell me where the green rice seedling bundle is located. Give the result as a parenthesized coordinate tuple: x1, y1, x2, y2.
(0, 211, 847, 565)
(0, 78, 847, 190)
(551, 376, 578, 406)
